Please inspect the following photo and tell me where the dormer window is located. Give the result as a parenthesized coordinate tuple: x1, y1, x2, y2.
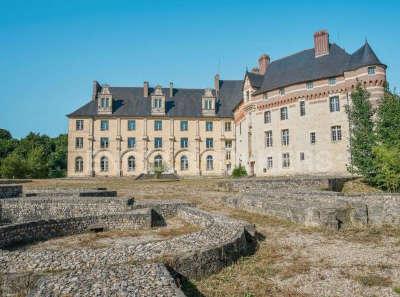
(328, 77, 336, 85)
(202, 89, 216, 116)
(100, 97, 110, 108)
(368, 66, 376, 75)
(97, 84, 113, 114)
(279, 88, 285, 95)
(263, 93, 268, 100)
(154, 98, 162, 109)
(151, 85, 165, 116)
(306, 82, 313, 90)
(204, 99, 213, 110)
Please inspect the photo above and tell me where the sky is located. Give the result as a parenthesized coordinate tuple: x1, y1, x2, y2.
(1, 0, 399, 138)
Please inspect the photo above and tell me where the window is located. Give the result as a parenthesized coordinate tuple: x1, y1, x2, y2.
(265, 130, 273, 147)
(127, 156, 135, 171)
(154, 120, 162, 131)
(282, 153, 290, 168)
(225, 121, 232, 132)
(300, 152, 305, 161)
(101, 97, 110, 108)
(204, 99, 213, 110)
(225, 140, 232, 148)
(154, 98, 162, 108)
(75, 137, 83, 149)
(76, 120, 84, 131)
(263, 93, 268, 100)
(100, 137, 109, 149)
(180, 120, 188, 131)
(128, 120, 136, 131)
(329, 96, 340, 112)
(206, 138, 213, 149)
(264, 111, 271, 124)
(75, 157, 83, 172)
(206, 155, 213, 170)
(100, 120, 109, 131)
(154, 137, 162, 148)
(300, 101, 306, 116)
(281, 129, 289, 146)
(127, 137, 136, 149)
(246, 90, 250, 101)
(239, 122, 242, 135)
(368, 66, 376, 75)
(267, 156, 273, 169)
(331, 125, 342, 141)
(206, 121, 213, 131)
(280, 107, 288, 120)
(328, 77, 336, 85)
(180, 137, 188, 148)
(100, 156, 108, 172)
(154, 155, 163, 169)
(310, 132, 316, 144)
(279, 88, 285, 95)
(226, 151, 231, 160)
(180, 155, 189, 171)
(306, 82, 313, 90)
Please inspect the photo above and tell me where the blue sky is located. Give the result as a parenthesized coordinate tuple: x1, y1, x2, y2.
(1, 0, 399, 138)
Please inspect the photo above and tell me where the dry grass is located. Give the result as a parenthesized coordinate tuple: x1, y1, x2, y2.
(335, 224, 400, 244)
(353, 274, 392, 287)
(341, 178, 382, 194)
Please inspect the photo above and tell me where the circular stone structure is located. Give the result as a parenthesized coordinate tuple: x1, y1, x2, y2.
(0, 189, 257, 296)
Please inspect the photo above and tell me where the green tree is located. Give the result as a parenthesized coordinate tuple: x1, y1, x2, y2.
(373, 145, 400, 192)
(0, 129, 12, 140)
(48, 134, 68, 177)
(347, 84, 376, 182)
(376, 87, 400, 147)
(0, 152, 29, 178)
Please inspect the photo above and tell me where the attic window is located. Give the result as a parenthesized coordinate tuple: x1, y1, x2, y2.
(328, 78, 336, 85)
(279, 88, 285, 96)
(306, 82, 313, 90)
(368, 66, 376, 75)
(263, 93, 268, 100)
(100, 97, 110, 108)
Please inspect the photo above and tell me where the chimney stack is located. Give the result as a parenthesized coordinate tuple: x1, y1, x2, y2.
(258, 54, 270, 75)
(314, 30, 330, 57)
(92, 80, 100, 101)
(169, 82, 173, 97)
(214, 74, 220, 95)
(143, 81, 149, 97)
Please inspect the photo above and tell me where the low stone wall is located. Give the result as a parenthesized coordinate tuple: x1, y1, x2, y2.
(0, 185, 22, 199)
(0, 196, 134, 224)
(133, 200, 195, 218)
(0, 209, 152, 249)
(0, 179, 31, 184)
(25, 188, 117, 197)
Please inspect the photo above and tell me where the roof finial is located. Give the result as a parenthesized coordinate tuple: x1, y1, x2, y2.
(365, 36, 368, 44)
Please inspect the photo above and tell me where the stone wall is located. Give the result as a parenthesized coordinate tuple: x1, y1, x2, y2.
(25, 188, 117, 197)
(0, 185, 22, 199)
(0, 209, 152, 249)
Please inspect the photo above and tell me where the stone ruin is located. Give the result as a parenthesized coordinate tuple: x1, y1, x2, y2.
(0, 185, 257, 296)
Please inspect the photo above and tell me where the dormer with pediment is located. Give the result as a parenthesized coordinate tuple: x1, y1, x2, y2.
(97, 84, 113, 114)
(201, 88, 216, 116)
(151, 85, 166, 116)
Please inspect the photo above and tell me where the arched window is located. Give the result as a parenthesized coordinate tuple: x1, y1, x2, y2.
(206, 155, 213, 171)
(154, 155, 163, 169)
(75, 157, 83, 172)
(100, 156, 108, 172)
(128, 156, 135, 171)
(180, 155, 188, 171)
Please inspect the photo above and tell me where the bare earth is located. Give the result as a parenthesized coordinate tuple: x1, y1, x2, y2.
(25, 178, 400, 297)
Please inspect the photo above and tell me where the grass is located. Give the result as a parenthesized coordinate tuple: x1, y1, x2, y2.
(354, 274, 392, 287)
(394, 287, 400, 294)
(341, 178, 382, 194)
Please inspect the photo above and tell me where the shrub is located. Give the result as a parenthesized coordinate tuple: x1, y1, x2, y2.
(232, 165, 247, 178)
(373, 145, 400, 192)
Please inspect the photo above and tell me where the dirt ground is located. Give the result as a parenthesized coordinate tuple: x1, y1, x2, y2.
(25, 178, 400, 297)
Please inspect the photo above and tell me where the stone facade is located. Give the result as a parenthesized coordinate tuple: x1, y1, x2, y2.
(0, 185, 22, 199)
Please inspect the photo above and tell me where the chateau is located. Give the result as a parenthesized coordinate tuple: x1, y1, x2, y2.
(67, 31, 386, 177)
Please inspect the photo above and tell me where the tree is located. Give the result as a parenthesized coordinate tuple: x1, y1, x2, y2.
(48, 134, 68, 177)
(347, 84, 376, 182)
(373, 145, 400, 192)
(0, 152, 29, 178)
(376, 87, 400, 147)
(0, 129, 12, 140)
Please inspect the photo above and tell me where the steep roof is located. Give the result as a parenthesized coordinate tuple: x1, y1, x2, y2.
(346, 41, 385, 71)
(68, 80, 243, 118)
(246, 71, 264, 88)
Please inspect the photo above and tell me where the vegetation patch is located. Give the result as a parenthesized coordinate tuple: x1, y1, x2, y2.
(354, 274, 392, 287)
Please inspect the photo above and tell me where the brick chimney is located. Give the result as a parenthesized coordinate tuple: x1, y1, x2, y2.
(314, 30, 330, 57)
(258, 54, 270, 75)
(143, 81, 149, 97)
(169, 82, 174, 97)
(92, 80, 101, 101)
(214, 74, 220, 95)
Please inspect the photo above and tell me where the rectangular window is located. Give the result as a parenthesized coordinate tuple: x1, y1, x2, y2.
(226, 151, 231, 160)
(300, 100, 306, 116)
(100, 137, 109, 149)
(331, 125, 342, 141)
(154, 137, 162, 148)
(206, 138, 213, 149)
(204, 99, 213, 110)
(368, 66, 376, 75)
(100, 97, 110, 108)
(329, 96, 340, 112)
(265, 130, 273, 147)
(264, 111, 271, 123)
(281, 129, 289, 146)
(100, 120, 109, 131)
(280, 107, 288, 120)
(154, 120, 162, 131)
(76, 120, 84, 131)
(267, 156, 273, 169)
(239, 122, 242, 135)
(282, 153, 290, 168)
(127, 137, 136, 148)
(225, 140, 232, 148)
(263, 93, 268, 100)
(279, 88, 285, 95)
(306, 81, 313, 89)
(128, 120, 136, 131)
(206, 121, 213, 131)
(75, 137, 83, 149)
(300, 152, 305, 161)
(310, 132, 316, 144)
(180, 120, 188, 131)
(225, 121, 232, 132)
(328, 77, 336, 85)
(153, 98, 162, 109)
(180, 137, 188, 148)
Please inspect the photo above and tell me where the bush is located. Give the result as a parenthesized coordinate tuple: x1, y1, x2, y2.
(232, 165, 247, 178)
(373, 145, 400, 192)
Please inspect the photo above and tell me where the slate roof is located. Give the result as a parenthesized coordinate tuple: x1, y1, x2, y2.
(246, 71, 264, 88)
(68, 80, 243, 118)
(256, 42, 385, 94)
